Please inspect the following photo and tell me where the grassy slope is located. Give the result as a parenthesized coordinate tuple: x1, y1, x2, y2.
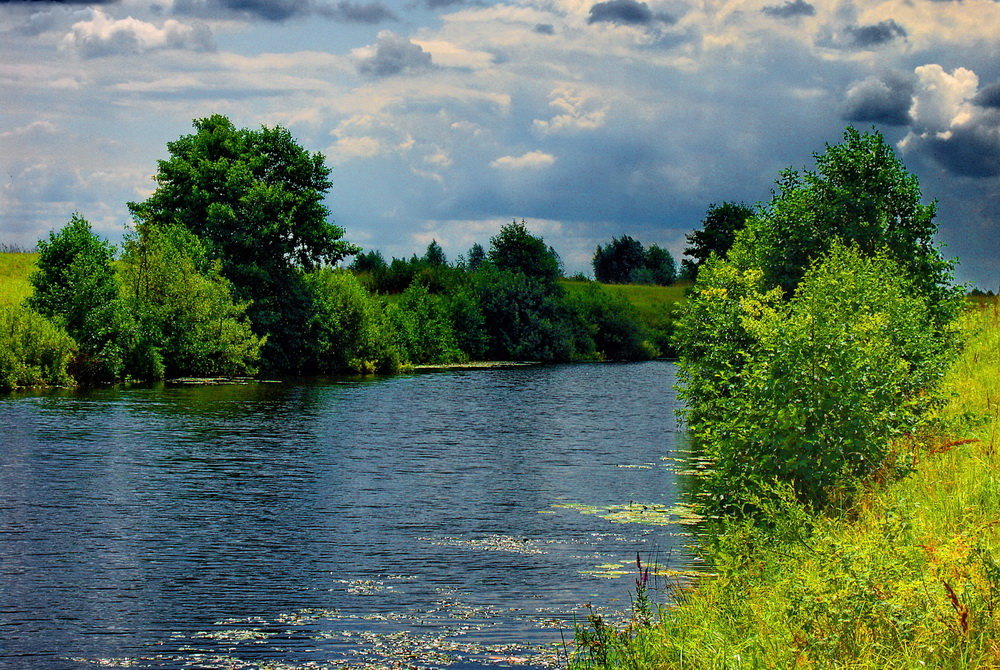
(577, 302, 1000, 668)
(0, 252, 37, 307)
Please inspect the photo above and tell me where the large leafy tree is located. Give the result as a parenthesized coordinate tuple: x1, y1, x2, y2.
(681, 201, 753, 280)
(592, 235, 645, 284)
(488, 220, 562, 282)
(129, 115, 359, 371)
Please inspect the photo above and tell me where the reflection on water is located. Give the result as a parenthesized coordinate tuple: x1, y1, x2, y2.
(0, 362, 693, 669)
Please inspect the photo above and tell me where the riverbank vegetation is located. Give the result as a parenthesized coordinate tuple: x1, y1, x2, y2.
(570, 128, 997, 668)
(0, 115, 688, 391)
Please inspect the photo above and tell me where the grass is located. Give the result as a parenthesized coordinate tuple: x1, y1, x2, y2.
(0, 252, 37, 307)
(573, 300, 1000, 669)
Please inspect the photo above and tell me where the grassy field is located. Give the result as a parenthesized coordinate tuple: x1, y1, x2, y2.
(573, 300, 1000, 668)
(0, 252, 37, 307)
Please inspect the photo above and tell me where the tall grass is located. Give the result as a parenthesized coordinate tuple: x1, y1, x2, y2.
(0, 252, 38, 307)
(573, 302, 1000, 668)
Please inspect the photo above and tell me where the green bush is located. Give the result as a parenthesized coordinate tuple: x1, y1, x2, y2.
(119, 223, 264, 378)
(395, 282, 464, 364)
(305, 268, 406, 374)
(28, 214, 136, 382)
(0, 305, 77, 391)
(567, 283, 655, 360)
(690, 243, 955, 511)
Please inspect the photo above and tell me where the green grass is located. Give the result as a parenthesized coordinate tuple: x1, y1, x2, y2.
(573, 302, 1000, 669)
(0, 252, 37, 307)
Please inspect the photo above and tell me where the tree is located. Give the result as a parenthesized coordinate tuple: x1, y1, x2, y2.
(423, 239, 447, 266)
(681, 201, 753, 279)
(28, 214, 135, 382)
(488, 220, 561, 282)
(466, 243, 486, 271)
(592, 235, 646, 284)
(119, 223, 264, 378)
(644, 244, 676, 285)
(731, 127, 959, 322)
(349, 249, 387, 274)
(128, 114, 359, 372)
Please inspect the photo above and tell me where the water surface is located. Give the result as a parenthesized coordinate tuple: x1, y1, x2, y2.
(0, 361, 692, 669)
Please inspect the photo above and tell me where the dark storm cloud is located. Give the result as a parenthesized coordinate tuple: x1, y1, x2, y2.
(424, 0, 465, 8)
(587, 0, 653, 25)
(842, 72, 914, 126)
(974, 83, 1000, 109)
(357, 31, 433, 77)
(923, 122, 1000, 178)
(534, 23, 555, 35)
(761, 0, 815, 19)
(170, 0, 394, 22)
(0, 1, 116, 3)
(319, 0, 397, 23)
(846, 19, 907, 48)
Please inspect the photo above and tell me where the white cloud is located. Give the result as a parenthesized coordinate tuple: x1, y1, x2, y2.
(908, 64, 979, 138)
(490, 150, 557, 169)
(62, 9, 214, 57)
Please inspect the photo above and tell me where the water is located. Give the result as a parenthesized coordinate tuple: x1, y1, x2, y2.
(0, 361, 694, 669)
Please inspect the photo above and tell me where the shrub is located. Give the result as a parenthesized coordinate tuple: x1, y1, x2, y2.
(567, 284, 655, 360)
(690, 243, 956, 512)
(395, 282, 464, 364)
(305, 269, 406, 373)
(0, 305, 77, 391)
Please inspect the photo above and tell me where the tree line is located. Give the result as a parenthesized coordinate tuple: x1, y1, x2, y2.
(2, 114, 688, 390)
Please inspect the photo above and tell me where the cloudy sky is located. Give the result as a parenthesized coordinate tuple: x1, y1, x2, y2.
(1, 0, 998, 287)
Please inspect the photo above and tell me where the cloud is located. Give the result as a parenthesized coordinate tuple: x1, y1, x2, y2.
(62, 8, 214, 57)
(761, 0, 815, 19)
(489, 150, 556, 169)
(355, 31, 434, 77)
(534, 23, 554, 35)
(974, 83, 1000, 109)
(842, 72, 914, 126)
(587, 0, 652, 25)
(901, 64, 1000, 178)
(168, 0, 395, 22)
(317, 0, 396, 22)
(845, 19, 907, 48)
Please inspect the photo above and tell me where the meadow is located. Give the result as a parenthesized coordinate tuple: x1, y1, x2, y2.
(573, 300, 1000, 668)
(0, 252, 38, 307)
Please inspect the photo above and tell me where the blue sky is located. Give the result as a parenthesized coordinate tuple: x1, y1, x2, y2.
(1, 0, 998, 287)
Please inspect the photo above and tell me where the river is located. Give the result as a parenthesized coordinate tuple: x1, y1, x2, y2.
(0, 361, 695, 669)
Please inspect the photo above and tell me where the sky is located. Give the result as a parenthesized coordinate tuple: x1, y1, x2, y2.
(0, 0, 998, 288)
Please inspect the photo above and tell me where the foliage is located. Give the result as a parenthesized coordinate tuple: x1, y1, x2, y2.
(488, 220, 562, 282)
(28, 214, 135, 382)
(731, 128, 961, 325)
(395, 282, 463, 364)
(690, 244, 956, 512)
(349, 249, 387, 274)
(643, 244, 676, 286)
(128, 114, 359, 372)
(304, 268, 406, 374)
(119, 223, 264, 379)
(474, 267, 577, 361)
(465, 242, 486, 271)
(567, 283, 656, 360)
(423, 239, 447, 266)
(571, 310, 1000, 668)
(593, 235, 646, 284)
(0, 305, 76, 391)
(680, 201, 753, 279)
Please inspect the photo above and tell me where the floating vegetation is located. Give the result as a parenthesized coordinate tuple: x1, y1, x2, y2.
(337, 579, 395, 595)
(614, 463, 654, 469)
(551, 502, 704, 527)
(421, 534, 545, 555)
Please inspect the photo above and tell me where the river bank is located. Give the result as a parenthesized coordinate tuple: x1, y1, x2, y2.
(571, 302, 1000, 668)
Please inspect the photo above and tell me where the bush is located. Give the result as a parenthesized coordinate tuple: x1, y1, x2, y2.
(119, 224, 264, 378)
(305, 269, 406, 374)
(567, 284, 655, 360)
(395, 282, 463, 364)
(0, 305, 77, 391)
(689, 243, 956, 512)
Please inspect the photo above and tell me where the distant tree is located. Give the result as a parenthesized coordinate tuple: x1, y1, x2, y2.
(488, 220, 561, 282)
(128, 114, 360, 372)
(28, 213, 134, 382)
(681, 201, 754, 280)
(593, 235, 645, 284)
(644, 244, 677, 285)
(423, 240, 447, 266)
(350, 249, 387, 274)
(467, 243, 486, 271)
